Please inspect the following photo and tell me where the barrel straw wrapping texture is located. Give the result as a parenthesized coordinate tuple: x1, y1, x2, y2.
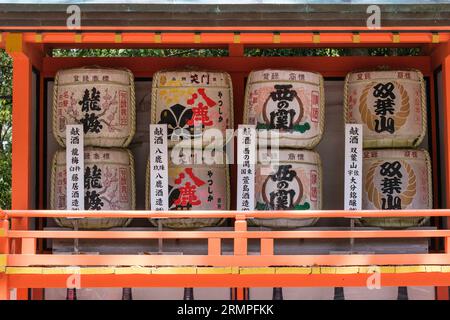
(243, 69, 325, 149)
(360, 149, 432, 228)
(53, 67, 136, 147)
(51, 148, 135, 229)
(151, 69, 233, 148)
(250, 149, 322, 228)
(146, 149, 230, 229)
(344, 69, 426, 148)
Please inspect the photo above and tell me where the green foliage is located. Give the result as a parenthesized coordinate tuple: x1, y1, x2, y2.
(0, 49, 12, 209)
(0, 151, 11, 209)
(52, 48, 228, 57)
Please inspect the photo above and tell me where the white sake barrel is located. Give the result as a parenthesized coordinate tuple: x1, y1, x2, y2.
(146, 149, 229, 229)
(51, 148, 135, 229)
(344, 70, 426, 148)
(53, 67, 135, 147)
(251, 149, 322, 228)
(243, 69, 324, 149)
(361, 149, 432, 228)
(151, 69, 233, 148)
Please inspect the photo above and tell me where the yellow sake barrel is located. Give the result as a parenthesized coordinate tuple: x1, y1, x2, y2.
(361, 149, 432, 228)
(243, 69, 325, 149)
(151, 69, 233, 148)
(251, 149, 322, 228)
(53, 67, 135, 147)
(344, 70, 426, 148)
(51, 147, 135, 229)
(146, 149, 229, 229)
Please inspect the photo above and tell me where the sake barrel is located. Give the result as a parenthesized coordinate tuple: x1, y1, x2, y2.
(146, 148, 229, 229)
(51, 147, 135, 229)
(243, 69, 325, 149)
(53, 67, 135, 147)
(251, 149, 322, 228)
(361, 149, 432, 228)
(344, 70, 426, 148)
(151, 69, 233, 148)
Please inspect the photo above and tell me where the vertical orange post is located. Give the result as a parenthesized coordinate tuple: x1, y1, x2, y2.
(234, 215, 248, 300)
(439, 235, 450, 300)
(437, 43, 450, 300)
(0, 218, 10, 300)
(443, 54, 450, 214)
(0, 274, 8, 300)
(32, 71, 46, 301)
(7, 33, 32, 300)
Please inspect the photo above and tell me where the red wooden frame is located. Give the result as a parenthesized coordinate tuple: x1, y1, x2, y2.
(1, 28, 450, 300)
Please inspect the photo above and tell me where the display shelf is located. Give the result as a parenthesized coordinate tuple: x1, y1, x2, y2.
(1, 22, 450, 300)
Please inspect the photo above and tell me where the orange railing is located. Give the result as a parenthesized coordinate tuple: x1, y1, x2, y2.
(2, 209, 450, 294)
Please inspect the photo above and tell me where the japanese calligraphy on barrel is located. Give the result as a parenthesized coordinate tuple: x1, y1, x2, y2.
(151, 69, 233, 148)
(251, 149, 322, 228)
(51, 148, 135, 229)
(344, 70, 426, 148)
(243, 69, 325, 149)
(146, 149, 229, 228)
(53, 67, 135, 147)
(361, 149, 432, 228)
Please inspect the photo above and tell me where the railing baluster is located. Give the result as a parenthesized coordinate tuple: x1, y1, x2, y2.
(261, 239, 274, 256)
(208, 238, 221, 256)
(122, 288, 133, 300)
(273, 287, 283, 300)
(445, 236, 450, 254)
(234, 215, 248, 256)
(234, 215, 248, 300)
(21, 238, 36, 255)
(183, 288, 194, 300)
(66, 288, 77, 300)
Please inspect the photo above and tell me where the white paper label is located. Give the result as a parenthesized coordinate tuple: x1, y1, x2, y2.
(66, 124, 84, 211)
(237, 125, 256, 211)
(150, 124, 169, 211)
(344, 124, 363, 211)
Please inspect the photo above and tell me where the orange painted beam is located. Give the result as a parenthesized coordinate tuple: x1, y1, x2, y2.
(4, 209, 449, 219)
(6, 229, 450, 240)
(7, 253, 450, 267)
(15, 31, 449, 47)
(6, 273, 450, 289)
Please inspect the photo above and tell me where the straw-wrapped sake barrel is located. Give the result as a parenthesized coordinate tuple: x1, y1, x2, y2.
(151, 69, 233, 148)
(51, 148, 135, 229)
(344, 70, 426, 148)
(361, 149, 432, 228)
(146, 148, 229, 228)
(243, 69, 325, 149)
(53, 67, 135, 147)
(251, 149, 322, 228)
